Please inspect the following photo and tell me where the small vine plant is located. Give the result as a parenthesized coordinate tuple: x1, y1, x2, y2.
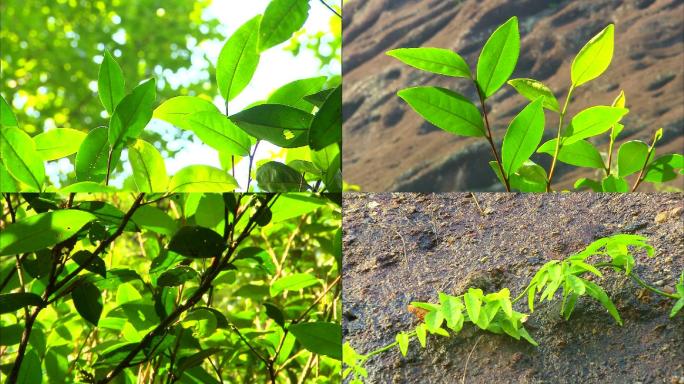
(343, 234, 684, 383)
(387, 17, 683, 192)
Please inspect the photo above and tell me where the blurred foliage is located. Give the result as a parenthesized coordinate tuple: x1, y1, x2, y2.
(0, 0, 221, 136)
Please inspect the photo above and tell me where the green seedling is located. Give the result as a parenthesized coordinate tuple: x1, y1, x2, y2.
(344, 234, 683, 383)
(387, 17, 683, 192)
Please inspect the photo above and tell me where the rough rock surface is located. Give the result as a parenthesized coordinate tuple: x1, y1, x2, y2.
(343, 193, 684, 383)
(342, 0, 684, 191)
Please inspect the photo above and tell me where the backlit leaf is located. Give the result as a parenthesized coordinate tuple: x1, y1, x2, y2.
(538, 139, 605, 169)
(258, 0, 310, 52)
(289, 321, 341, 360)
(309, 85, 341, 150)
(128, 139, 168, 192)
(501, 97, 545, 177)
(230, 104, 312, 148)
(398, 86, 484, 137)
(601, 175, 629, 192)
(153, 96, 219, 129)
(0, 127, 45, 191)
(256, 161, 307, 192)
(108, 78, 156, 149)
(75, 127, 119, 183)
(563, 106, 628, 144)
(0, 210, 97, 256)
(217, 15, 261, 102)
(98, 50, 125, 114)
(476, 16, 519, 98)
(387, 47, 471, 78)
(169, 165, 239, 192)
(33, 128, 87, 161)
(617, 140, 650, 178)
(507, 78, 559, 112)
(184, 111, 252, 156)
(270, 273, 320, 296)
(267, 76, 327, 112)
(571, 24, 614, 87)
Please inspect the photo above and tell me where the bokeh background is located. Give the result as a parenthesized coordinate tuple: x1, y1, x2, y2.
(342, 0, 683, 191)
(0, 0, 341, 187)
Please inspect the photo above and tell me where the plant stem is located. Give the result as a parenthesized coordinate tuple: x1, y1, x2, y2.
(318, 0, 342, 19)
(475, 83, 510, 192)
(630, 130, 659, 192)
(246, 141, 260, 192)
(546, 83, 576, 191)
(98, 195, 277, 383)
(105, 148, 115, 186)
(594, 262, 678, 299)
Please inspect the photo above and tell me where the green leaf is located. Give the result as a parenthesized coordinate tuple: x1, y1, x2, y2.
(0, 158, 20, 191)
(0, 94, 18, 127)
(0, 210, 97, 256)
(439, 293, 464, 332)
(538, 139, 605, 169)
(501, 97, 545, 177)
(574, 177, 602, 192)
(396, 332, 409, 356)
(415, 323, 427, 348)
(583, 279, 622, 325)
(643, 154, 684, 183)
(128, 139, 168, 192)
(131, 205, 178, 236)
(270, 273, 320, 296)
(288, 321, 341, 360)
(601, 175, 629, 192)
(17, 349, 42, 384)
(72, 281, 103, 326)
(98, 50, 126, 114)
(230, 104, 312, 148)
(476, 16, 520, 98)
(71, 250, 106, 278)
(257, 161, 308, 192)
(309, 85, 341, 150)
(184, 111, 252, 156)
(386, 47, 471, 78)
(397, 86, 484, 137)
(75, 127, 119, 183)
(563, 106, 628, 144)
(268, 76, 327, 112)
(169, 165, 239, 192)
(464, 288, 483, 323)
(565, 274, 586, 295)
(424, 310, 444, 333)
(153, 96, 220, 129)
(0, 292, 43, 314)
(258, 0, 310, 51)
(671, 297, 684, 318)
(263, 302, 286, 328)
(217, 15, 261, 102)
(304, 89, 334, 107)
(571, 24, 614, 87)
(562, 292, 580, 320)
(157, 266, 198, 287)
(617, 140, 650, 178)
(0, 127, 45, 191)
(168, 226, 225, 258)
(108, 78, 156, 149)
(507, 78, 559, 112)
(33, 128, 87, 161)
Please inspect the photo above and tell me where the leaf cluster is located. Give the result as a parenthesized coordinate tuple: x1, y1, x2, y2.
(388, 17, 683, 192)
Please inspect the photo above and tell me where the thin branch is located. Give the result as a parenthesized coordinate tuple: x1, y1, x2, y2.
(546, 84, 575, 191)
(461, 335, 484, 384)
(246, 141, 261, 192)
(318, 0, 342, 19)
(631, 130, 659, 192)
(475, 84, 509, 192)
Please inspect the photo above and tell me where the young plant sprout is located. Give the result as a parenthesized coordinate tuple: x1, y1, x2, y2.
(343, 234, 684, 383)
(387, 17, 683, 192)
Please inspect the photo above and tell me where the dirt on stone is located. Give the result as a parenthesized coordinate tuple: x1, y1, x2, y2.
(342, 0, 684, 192)
(343, 193, 684, 383)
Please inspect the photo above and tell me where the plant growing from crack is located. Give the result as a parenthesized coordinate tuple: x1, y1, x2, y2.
(387, 17, 683, 192)
(343, 234, 684, 383)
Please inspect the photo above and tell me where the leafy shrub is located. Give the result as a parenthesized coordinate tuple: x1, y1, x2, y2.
(0, 0, 342, 193)
(0, 192, 341, 383)
(387, 17, 683, 192)
(343, 234, 683, 383)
